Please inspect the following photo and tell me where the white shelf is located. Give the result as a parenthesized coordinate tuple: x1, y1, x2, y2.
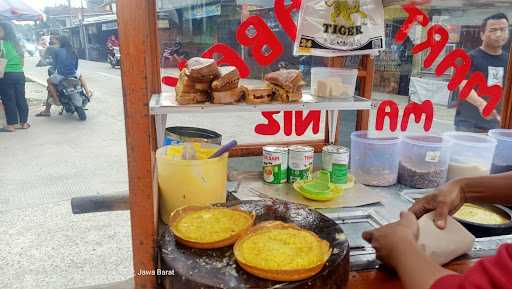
(149, 92, 372, 115)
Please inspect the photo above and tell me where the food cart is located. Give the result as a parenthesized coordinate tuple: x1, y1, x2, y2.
(116, 0, 512, 288)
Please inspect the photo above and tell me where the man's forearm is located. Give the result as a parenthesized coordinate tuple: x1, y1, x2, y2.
(460, 172, 512, 205)
(465, 89, 488, 109)
(393, 239, 455, 289)
(460, 80, 487, 109)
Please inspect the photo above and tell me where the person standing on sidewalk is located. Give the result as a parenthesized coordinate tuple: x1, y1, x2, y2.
(454, 13, 510, 133)
(0, 21, 29, 132)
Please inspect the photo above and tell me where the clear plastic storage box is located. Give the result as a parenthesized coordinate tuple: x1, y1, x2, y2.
(350, 131, 400, 187)
(311, 67, 357, 98)
(398, 135, 451, 189)
(443, 132, 497, 180)
(489, 129, 512, 174)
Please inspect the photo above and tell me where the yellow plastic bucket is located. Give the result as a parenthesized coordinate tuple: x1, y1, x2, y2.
(156, 144, 228, 224)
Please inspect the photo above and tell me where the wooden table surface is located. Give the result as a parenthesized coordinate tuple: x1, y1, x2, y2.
(347, 259, 477, 289)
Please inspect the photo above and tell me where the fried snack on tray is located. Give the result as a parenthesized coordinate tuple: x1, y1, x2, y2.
(194, 81, 211, 92)
(176, 91, 209, 105)
(210, 66, 242, 104)
(169, 205, 256, 249)
(185, 57, 220, 82)
(175, 70, 209, 105)
(264, 70, 305, 102)
(212, 87, 243, 104)
(211, 66, 240, 91)
(240, 85, 274, 104)
(234, 221, 331, 281)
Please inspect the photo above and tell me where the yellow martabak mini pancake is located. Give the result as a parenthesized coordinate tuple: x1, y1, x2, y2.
(169, 206, 255, 249)
(234, 221, 331, 281)
(454, 204, 509, 225)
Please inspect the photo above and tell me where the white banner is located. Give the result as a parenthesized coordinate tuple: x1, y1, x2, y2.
(294, 0, 385, 57)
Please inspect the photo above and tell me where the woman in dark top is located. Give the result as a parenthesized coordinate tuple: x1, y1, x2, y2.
(0, 21, 29, 132)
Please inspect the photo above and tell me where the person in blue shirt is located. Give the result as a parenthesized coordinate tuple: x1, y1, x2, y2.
(36, 35, 92, 117)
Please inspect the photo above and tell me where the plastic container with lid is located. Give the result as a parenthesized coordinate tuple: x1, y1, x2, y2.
(398, 135, 451, 189)
(311, 67, 357, 98)
(350, 131, 401, 187)
(489, 129, 512, 174)
(443, 132, 497, 180)
(156, 143, 228, 223)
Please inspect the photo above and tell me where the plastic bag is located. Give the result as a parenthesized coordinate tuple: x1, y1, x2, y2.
(294, 0, 385, 57)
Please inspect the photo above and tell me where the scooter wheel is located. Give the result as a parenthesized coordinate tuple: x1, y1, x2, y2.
(75, 107, 87, 121)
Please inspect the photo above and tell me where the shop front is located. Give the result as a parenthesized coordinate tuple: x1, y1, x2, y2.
(115, 0, 512, 288)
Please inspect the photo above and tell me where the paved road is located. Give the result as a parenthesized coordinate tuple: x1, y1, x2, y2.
(0, 57, 133, 289)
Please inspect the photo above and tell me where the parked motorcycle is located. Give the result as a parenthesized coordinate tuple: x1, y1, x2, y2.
(107, 46, 121, 68)
(48, 66, 90, 121)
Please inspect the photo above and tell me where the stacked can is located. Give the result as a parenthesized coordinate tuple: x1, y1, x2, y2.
(262, 146, 289, 184)
(322, 145, 349, 185)
(262, 145, 316, 184)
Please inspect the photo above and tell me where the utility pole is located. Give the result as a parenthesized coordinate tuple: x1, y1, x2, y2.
(80, 0, 90, 60)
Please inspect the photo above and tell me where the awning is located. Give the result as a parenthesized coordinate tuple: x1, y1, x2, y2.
(0, 0, 46, 21)
(158, 0, 219, 11)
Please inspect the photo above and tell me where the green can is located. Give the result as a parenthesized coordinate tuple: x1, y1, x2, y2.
(262, 146, 289, 184)
(288, 145, 314, 183)
(322, 145, 349, 185)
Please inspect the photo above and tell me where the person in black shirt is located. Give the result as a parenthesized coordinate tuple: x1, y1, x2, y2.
(455, 13, 510, 133)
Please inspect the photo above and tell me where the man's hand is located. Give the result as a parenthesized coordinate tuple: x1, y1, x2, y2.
(477, 102, 502, 122)
(362, 211, 419, 267)
(460, 83, 502, 122)
(364, 212, 457, 289)
(409, 180, 466, 229)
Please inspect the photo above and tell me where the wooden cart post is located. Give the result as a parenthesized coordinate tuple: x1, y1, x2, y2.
(117, 0, 161, 288)
(501, 45, 512, 129)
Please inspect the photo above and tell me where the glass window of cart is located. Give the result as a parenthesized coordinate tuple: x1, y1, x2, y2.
(156, 0, 511, 144)
(373, 3, 511, 135)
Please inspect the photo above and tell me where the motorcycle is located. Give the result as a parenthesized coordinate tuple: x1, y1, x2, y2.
(107, 46, 121, 68)
(48, 66, 90, 121)
(162, 42, 188, 67)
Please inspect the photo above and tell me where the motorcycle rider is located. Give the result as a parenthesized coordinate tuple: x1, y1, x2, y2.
(106, 34, 120, 67)
(106, 33, 120, 50)
(163, 40, 188, 67)
(36, 35, 92, 117)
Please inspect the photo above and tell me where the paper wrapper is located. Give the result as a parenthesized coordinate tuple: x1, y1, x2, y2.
(231, 172, 383, 209)
(418, 212, 475, 265)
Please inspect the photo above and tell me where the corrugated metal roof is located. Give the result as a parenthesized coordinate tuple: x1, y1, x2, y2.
(83, 14, 117, 24)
